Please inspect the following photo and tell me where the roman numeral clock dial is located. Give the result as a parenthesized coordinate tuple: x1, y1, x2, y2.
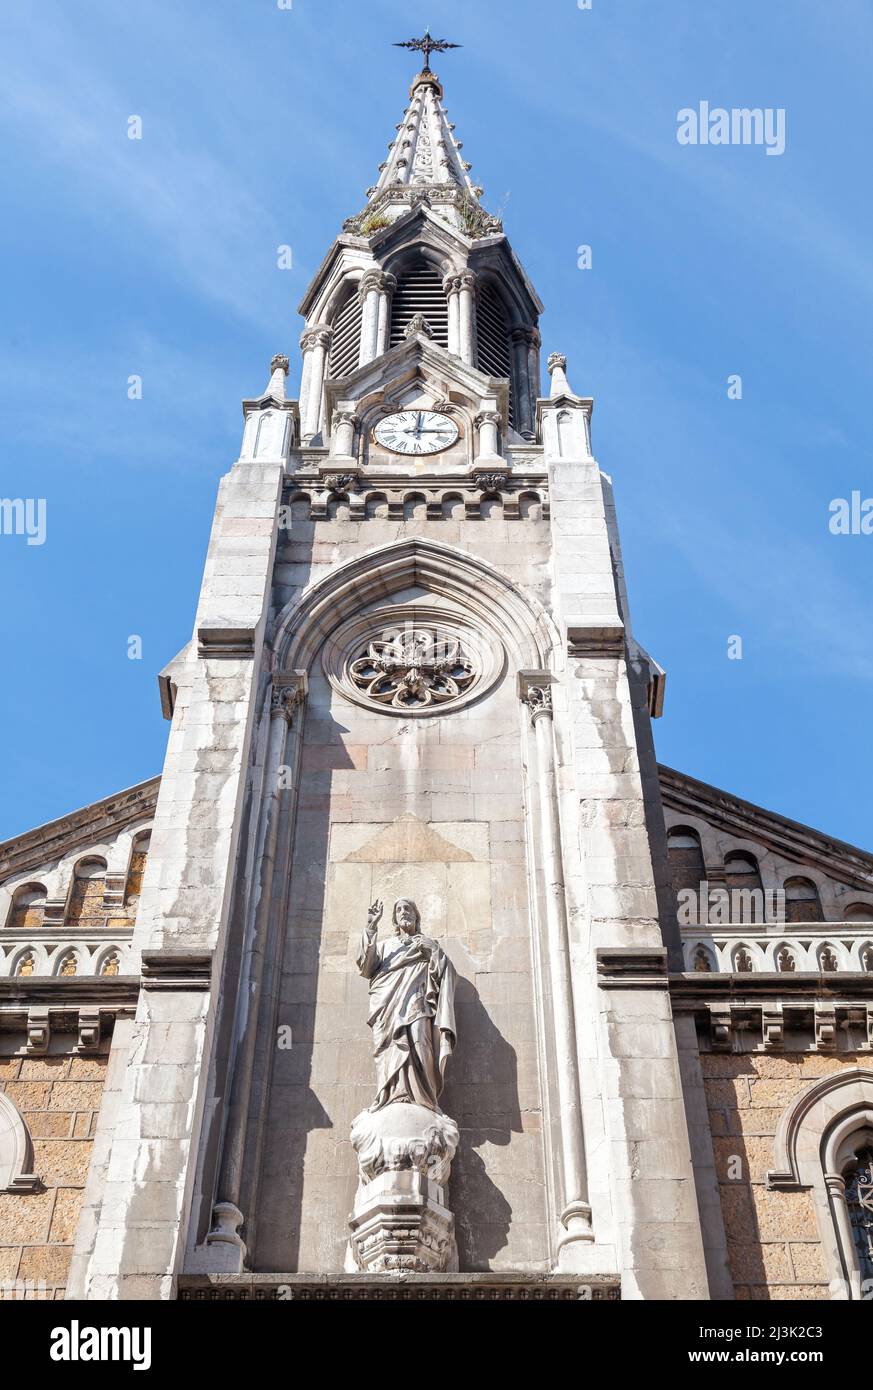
(373, 410, 459, 456)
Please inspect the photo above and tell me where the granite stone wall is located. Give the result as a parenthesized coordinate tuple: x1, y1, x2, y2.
(701, 1052, 864, 1299)
(0, 1046, 109, 1298)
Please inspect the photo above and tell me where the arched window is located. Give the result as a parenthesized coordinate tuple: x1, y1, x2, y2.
(389, 260, 448, 347)
(476, 282, 515, 428)
(8, 884, 46, 931)
(125, 831, 151, 907)
(667, 827, 706, 899)
(844, 902, 873, 923)
(328, 288, 364, 378)
(0, 1093, 38, 1193)
(784, 876, 824, 924)
(67, 857, 107, 928)
(769, 1070, 873, 1300)
(844, 1146, 873, 1285)
(724, 851, 765, 923)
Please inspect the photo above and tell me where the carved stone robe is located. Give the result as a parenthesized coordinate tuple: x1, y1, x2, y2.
(356, 928, 456, 1111)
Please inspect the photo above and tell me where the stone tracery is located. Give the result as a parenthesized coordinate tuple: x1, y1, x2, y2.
(348, 627, 475, 710)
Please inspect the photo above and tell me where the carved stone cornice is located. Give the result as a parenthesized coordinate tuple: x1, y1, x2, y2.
(597, 948, 670, 989)
(566, 621, 625, 659)
(177, 1273, 620, 1301)
(197, 625, 256, 658)
(140, 949, 213, 992)
(0, 779, 159, 883)
(658, 764, 873, 891)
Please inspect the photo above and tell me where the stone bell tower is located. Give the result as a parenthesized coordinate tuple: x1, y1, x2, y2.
(72, 37, 711, 1301)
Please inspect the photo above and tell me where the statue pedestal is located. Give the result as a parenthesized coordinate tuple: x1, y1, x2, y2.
(347, 1102, 459, 1274)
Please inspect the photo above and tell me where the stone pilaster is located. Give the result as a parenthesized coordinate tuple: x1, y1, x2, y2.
(542, 361, 709, 1298)
(78, 429, 286, 1298)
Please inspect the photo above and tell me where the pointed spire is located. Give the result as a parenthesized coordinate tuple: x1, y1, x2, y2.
(548, 352, 573, 398)
(370, 68, 480, 201)
(263, 353, 288, 403)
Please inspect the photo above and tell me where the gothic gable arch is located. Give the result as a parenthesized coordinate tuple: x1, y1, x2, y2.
(272, 536, 560, 678)
(768, 1068, 873, 1299)
(769, 1067, 873, 1190)
(0, 1092, 40, 1193)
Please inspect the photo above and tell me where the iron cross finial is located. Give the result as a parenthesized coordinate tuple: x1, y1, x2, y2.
(393, 27, 461, 74)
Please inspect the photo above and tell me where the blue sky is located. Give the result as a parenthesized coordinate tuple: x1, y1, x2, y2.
(0, 0, 871, 849)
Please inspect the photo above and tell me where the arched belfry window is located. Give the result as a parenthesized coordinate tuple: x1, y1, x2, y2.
(476, 282, 515, 428)
(328, 289, 364, 379)
(845, 1146, 873, 1284)
(389, 260, 448, 347)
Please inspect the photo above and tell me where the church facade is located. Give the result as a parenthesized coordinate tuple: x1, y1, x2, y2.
(1, 58, 872, 1303)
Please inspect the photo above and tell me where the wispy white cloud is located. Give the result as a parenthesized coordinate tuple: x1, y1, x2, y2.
(0, 4, 287, 330)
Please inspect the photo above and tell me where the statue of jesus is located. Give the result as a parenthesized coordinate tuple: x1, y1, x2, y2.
(356, 898, 456, 1112)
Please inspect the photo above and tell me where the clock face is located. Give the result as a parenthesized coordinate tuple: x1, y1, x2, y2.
(373, 410, 459, 456)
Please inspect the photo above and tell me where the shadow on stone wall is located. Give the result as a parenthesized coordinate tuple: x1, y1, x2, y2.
(444, 975, 519, 1269)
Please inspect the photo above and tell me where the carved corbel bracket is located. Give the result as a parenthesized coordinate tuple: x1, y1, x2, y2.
(709, 1004, 734, 1051)
(762, 1006, 784, 1050)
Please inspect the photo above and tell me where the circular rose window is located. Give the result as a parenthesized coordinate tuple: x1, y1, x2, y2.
(322, 607, 504, 717)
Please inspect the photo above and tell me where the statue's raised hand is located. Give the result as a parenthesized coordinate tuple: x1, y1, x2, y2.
(367, 899, 383, 933)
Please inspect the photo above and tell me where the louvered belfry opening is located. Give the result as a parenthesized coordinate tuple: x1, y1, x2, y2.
(477, 281, 515, 428)
(328, 290, 364, 378)
(389, 261, 449, 347)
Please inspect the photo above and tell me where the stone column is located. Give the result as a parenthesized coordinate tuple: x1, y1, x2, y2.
(375, 272, 395, 357)
(527, 327, 542, 410)
(358, 270, 392, 367)
(825, 1173, 860, 1298)
(300, 326, 332, 442)
(444, 273, 461, 356)
(474, 408, 502, 464)
(457, 270, 477, 366)
(511, 327, 534, 438)
(521, 680, 593, 1267)
(331, 408, 358, 463)
(205, 674, 308, 1270)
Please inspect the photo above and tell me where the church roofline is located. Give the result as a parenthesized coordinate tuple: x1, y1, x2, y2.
(0, 776, 160, 881)
(659, 763, 873, 887)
